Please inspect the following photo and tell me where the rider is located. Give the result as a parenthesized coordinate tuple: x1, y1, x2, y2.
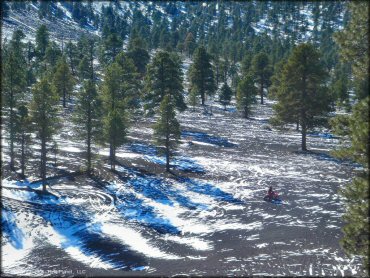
(267, 186, 278, 200)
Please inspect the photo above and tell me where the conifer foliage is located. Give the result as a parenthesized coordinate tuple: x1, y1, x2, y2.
(188, 46, 216, 106)
(2, 30, 27, 170)
(153, 95, 181, 172)
(30, 77, 59, 190)
(145, 51, 186, 113)
(332, 2, 369, 272)
(236, 74, 257, 118)
(271, 43, 332, 151)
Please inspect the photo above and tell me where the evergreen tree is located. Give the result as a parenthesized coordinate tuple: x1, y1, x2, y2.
(271, 43, 332, 151)
(73, 80, 102, 173)
(53, 56, 74, 108)
(188, 46, 216, 106)
(78, 56, 92, 81)
(2, 30, 27, 170)
(45, 41, 62, 71)
(15, 105, 31, 178)
(236, 74, 257, 118)
(188, 87, 198, 112)
(184, 32, 196, 57)
(113, 52, 141, 110)
(219, 83, 233, 110)
(153, 95, 181, 172)
(26, 41, 37, 86)
(332, 2, 369, 272)
(101, 62, 129, 170)
(35, 24, 50, 61)
(331, 62, 351, 111)
(251, 52, 272, 104)
(241, 53, 252, 76)
(30, 77, 59, 190)
(100, 33, 123, 65)
(144, 51, 186, 114)
(65, 41, 79, 75)
(334, 2, 368, 101)
(127, 37, 150, 77)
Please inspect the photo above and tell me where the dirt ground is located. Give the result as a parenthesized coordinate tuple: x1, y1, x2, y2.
(1, 100, 365, 276)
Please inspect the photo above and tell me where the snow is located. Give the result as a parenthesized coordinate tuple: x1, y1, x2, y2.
(1, 1, 361, 276)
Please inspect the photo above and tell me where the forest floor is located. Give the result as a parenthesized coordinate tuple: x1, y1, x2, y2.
(1, 99, 365, 276)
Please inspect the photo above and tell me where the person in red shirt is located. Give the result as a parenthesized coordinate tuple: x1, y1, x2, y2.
(267, 186, 278, 200)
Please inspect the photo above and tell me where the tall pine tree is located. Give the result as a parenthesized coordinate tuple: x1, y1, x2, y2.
(153, 95, 181, 172)
(101, 62, 130, 170)
(53, 56, 74, 108)
(144, 51, 186, 114)
(188, 46, 216, 106)
(251, 52, 272, 104)
(271, 43, 332, 151)
(236, 74, 257, 118)
(73, 80, 102, 173)
(30, 77, 59, 190)
(332, 2, 369, 272)
(2, 30, 27, 170)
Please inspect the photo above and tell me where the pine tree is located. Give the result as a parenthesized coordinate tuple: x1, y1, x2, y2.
(241, 53, 252, 76)
(99, 33, 123, 65)
(65, 41, 79, 75)
(271, 43, 332, 151)
(184, 32, 196, 58)
(26, 41, 36, 86)
(53, 56, 74, 108)
(127, 37, 150, 77)
(30, 77, 59, 190)
(189, 87, 198, 112)
(236, 74, 257, 118)
(188, 46, 216, 106)
(101, 62, 130, 170)
(73, 80, 102, 173)
(219, 83, 233, 110)
(35, 24, 50, 62)
(45, 41, 62, 71)
(332, 2, 369, 272)
(251, 52, 272, 104)
(331, 62, 351, 111)
(2, 30, 27, 170)
(114, 52, 141, 110)
(144, 51, 186, 114)
(15, 105, 31, 178)
(153, 95, 181, 172)
(78, 56, 92, 81)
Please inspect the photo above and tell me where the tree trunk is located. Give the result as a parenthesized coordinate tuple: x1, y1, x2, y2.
(63, 86, 66, 108)
(244, 107, 248, 119)
(201, 92, 205, 106)
(87, 102, 92, 174)
(296, 121, 299, 131)
(41, 137, 47, 191)
(260, 79, 264, 104)
(21, 133, 25, 177)
(109, 143, 114, 171)
(301, 120, 307, 151)
(9, 78, 15, 170)
(165, 137, 170, 172)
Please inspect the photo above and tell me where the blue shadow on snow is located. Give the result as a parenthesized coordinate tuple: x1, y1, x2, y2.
(127, 143, 205, 173)
(1, 207, 24, 249)
(182, 130, 236, 147)
(177, 177, 242, 204)
(105, 183, 180, 235)
(29, 196, 148, 271)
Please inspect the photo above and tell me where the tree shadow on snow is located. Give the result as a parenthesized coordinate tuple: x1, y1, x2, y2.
(182, 130, 236, 148)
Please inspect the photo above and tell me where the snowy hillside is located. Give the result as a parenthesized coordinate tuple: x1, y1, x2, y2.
(2, 97, 363, 276)
(2, 1, 346, 43)
(2, 1, 365, 277)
